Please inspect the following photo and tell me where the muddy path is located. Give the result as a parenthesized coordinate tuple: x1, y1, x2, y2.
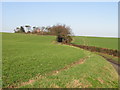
(99, 55, 120, 76)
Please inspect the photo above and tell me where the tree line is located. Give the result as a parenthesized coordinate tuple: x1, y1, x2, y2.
(14, 24, 73, 43)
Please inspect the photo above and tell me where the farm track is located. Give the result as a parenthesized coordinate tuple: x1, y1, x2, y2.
(8, 56, 89, 88)
(100, 55, 120, 76)
(66, 43, 120, 76)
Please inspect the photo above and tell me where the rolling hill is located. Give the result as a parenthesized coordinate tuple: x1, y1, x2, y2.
(2, 33, 118, 88)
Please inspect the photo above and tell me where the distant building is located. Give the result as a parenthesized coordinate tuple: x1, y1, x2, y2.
(36, 28, 40, 33)
(33, 27, 40, 33)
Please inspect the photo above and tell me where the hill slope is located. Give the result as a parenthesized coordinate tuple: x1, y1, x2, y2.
(2, 33, 118, 88)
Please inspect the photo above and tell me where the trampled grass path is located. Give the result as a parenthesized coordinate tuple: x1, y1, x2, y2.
(9, 56, 90, 88)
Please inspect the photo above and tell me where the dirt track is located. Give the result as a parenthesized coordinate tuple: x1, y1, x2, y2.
(100, 55, 120, 76)
(65, 43, 120, 76)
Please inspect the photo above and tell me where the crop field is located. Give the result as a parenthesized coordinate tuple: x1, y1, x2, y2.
(72, 36, 118, 50)
(2, 33, 118, 88)
(21, 54, 118, 88)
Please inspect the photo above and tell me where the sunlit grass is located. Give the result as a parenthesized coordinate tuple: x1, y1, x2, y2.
(72, 36, 118, 50)
(2, 33, 118, 88)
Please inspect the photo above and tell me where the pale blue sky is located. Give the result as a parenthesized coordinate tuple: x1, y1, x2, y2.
(2, 2, 118, 37)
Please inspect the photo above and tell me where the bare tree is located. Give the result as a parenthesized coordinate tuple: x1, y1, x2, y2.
(49, 24, 72, 43)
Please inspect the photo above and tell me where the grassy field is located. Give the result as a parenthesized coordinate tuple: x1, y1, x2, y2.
(21, 54, 118, 88)
(72, 36, 118, 50)
(2, 33, 118, 88)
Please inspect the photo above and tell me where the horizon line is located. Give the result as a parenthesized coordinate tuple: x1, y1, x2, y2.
(1, 31, 119, 38)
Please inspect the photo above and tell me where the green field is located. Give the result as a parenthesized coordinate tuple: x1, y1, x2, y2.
(72, 36, 118, 50)
(21, 54, 118, 88)
(2, 33, 118, 88)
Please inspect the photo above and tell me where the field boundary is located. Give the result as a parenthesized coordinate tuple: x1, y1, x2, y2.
(65, 43, 120, 75)
(66, 43, 120, 57)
